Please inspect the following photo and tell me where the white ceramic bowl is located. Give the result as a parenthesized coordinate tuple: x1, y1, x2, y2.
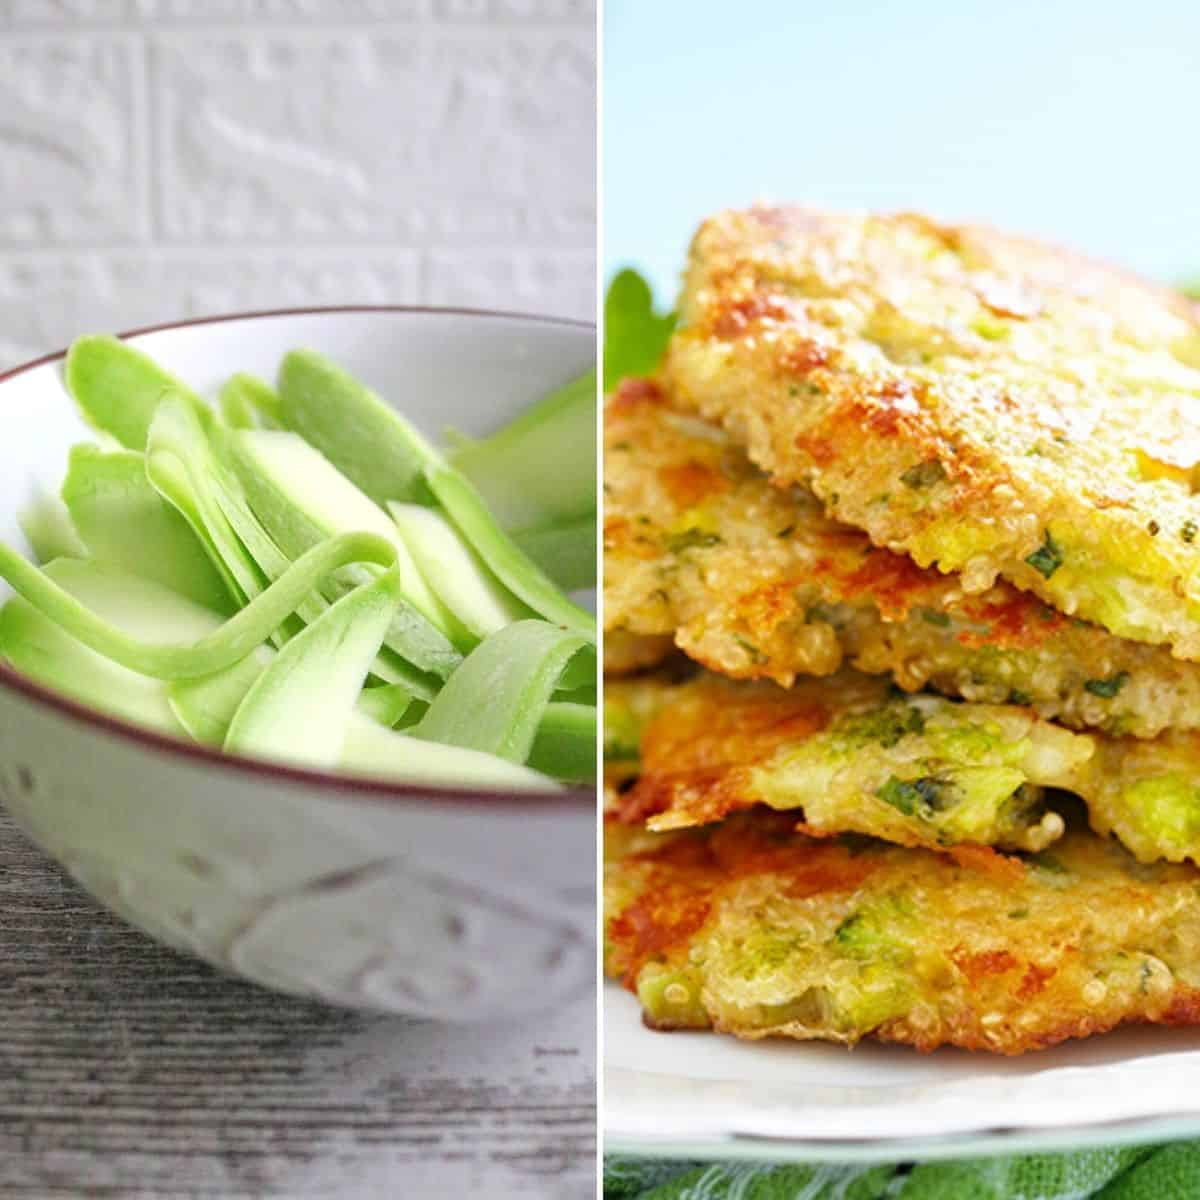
(0, 307, 596, 1021)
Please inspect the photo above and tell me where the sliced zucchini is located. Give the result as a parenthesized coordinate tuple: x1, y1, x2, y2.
(415, 619, 589, 763)
(424, 463, 596, 640)
(388, 501, 530, 640)
(225, 566, 402, 768)
(340, 713, 559, 792)
(230, 429, 467, 671)
(276, 348, 439, 507)
(62, 443, 234, 614)
(220, 372, 281, 430)
(527, 701, 596, 783)
(448, 370, 596, 533)
(65, 335, 202, 451)
(146, 393, 266, 606)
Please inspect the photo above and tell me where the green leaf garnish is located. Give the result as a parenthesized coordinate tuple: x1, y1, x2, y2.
(604, 268, 676, 391)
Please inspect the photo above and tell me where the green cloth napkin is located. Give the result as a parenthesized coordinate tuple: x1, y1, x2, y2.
(605, 1143, 1200, 1198)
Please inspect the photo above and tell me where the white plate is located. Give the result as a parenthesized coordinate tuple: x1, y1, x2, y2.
(604, 981, 1200, 1160)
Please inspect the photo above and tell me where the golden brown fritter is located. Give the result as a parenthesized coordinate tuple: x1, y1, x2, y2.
(604, 377, 1200, 737)
(608, 669, 1200, 867)
(606, 671, 1092, 853)
(604, 811, 1200, 1054)
(665, 207, 1200, 658)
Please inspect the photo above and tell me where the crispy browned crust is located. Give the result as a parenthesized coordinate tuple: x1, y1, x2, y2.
(665, 206, 1200, 658)
(604, 812, 1200, 1054)
(604, 377, 1200, 736)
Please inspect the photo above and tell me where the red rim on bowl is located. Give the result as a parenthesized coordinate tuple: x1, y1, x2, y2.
(0, 306, 596, 808)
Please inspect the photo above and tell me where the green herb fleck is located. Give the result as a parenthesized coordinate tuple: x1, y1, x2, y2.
(776, 524, 795, 539)
(1183, 519, 1198, 544)
(840, 704, 927, 749)
(734, 635, 765, 664)
(1085, 672, 1129, 699)
(665, 527, 721, 553)
(1007, 908, 1029, 919)
(833, 899, 913, 964)
(919, 608, 951, 628)
(834, 913, 868, 948)
(877, 774, 946, 817)
(1025, 530, 1063, 579)
(900, 460, 946, 489)
(1140, 960, 1154, 994)
(1008, 689, 1031, 706)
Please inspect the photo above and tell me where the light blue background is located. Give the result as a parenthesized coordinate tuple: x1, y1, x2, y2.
(604, 0, 1200, 304)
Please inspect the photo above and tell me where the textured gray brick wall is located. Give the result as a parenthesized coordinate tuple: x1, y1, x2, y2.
(0, 1, 596, 369)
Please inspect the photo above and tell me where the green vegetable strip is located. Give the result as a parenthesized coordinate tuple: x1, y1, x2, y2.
(276, 349, 440, 507)
(555, 644, 597, 695)
(168, 648, 274, 745)
(17, 487, 87, 565)
(275, 347, 593, 634)
(146, 393, 266, 605)
(512, 516, 596, 593)
(0, 595, 187, 735)
(204, 463, 306, 646)
(175, 661, 415, 746)
(424, 464, 596, 640)
(526, 702, 597, 783)
(62, 443, 234, 614)
(448, 370, 597, 533)
(415, 619, 589, 762)
(65, 335, 203, 451)
(361, 647, 441, 701)
(203, 427, 457, 680)
(355, 682, 413, 728)
(219, 373, 281, 430)
(199, 422, 316, 648)
(387, 500, 532, 640)
(228, 430, 466, 672)
(340, 714, 560, 791)
(0, 531, 396, 680)
(225, 566, 402, 768)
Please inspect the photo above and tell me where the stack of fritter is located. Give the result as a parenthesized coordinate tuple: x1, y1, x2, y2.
(603, 208, 1200, 1054)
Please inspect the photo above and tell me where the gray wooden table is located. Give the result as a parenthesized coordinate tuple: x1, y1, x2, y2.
(0, 809, 596, 1199)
